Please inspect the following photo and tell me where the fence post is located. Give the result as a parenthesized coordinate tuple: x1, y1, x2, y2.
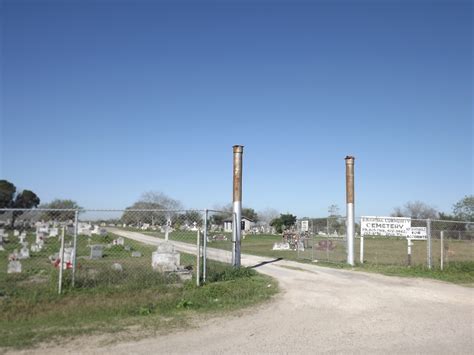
(360, 236, 364, 264)
(196, 229, 201, 286)
(58, 227, 65, 294)
(440, 230, 444, 271)
(407, 238, 413, 266)
(427, 219, 432, 269)
(203, 209, 208, 283)
(72, 209, 79, 287)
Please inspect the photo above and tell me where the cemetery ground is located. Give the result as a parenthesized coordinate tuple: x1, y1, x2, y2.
(134, 230, 474, 285)
(0, 232, 277, 349)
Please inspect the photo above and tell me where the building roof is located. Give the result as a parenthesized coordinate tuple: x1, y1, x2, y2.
(223, 216, 255, 223)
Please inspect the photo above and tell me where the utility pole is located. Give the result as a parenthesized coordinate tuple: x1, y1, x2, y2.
(345, 156, 355, 266)
(232, 145, 244, 267)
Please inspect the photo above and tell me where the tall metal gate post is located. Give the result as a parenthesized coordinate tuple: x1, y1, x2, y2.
(72, 209, 79, 287)
(232, 145, 244, 268)
(345, 156, 355, 266)
(203, 209, 208, 283)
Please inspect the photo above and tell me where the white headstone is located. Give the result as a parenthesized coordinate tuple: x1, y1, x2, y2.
(19, 246, 30, 259)
(272, 242, 291, 251)
(113, 237, 125, 246)
(49, 228, 59, 237)
(111, 263, 123, 272)
(8, 260, 22, 273)
(152, 242, 180, 272)
(14, 230, 20, 237)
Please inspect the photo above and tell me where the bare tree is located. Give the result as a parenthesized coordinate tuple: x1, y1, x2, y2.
(328, 204, 340, 217)
(121, 191, 183, 226)
(140, 191, 183, 210)
(258, 208, 280, 225)
(391, 201, 439, 219)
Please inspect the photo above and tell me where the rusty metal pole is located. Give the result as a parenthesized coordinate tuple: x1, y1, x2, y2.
(233, 145, 244, 267)
(345, 156, 355, 266)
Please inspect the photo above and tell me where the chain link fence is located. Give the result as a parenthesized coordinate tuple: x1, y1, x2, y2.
(297, 217, 347, 263)
(296, 216, 473, 268)
(0, 208, 238, 296)
(2, 208, 472, 297)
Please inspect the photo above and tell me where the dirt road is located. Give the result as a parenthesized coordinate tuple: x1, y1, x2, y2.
(24, 230, 474, 354)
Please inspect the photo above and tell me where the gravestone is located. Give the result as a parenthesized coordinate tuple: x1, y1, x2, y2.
(35, 232, 45, 245)
(49, 228, 59, 238)
(19, 246, 30, 259)
(111, 263, 123, 272)
(31, 244, 41, 253)
(272, 242, 290, 251)
(0, 236, 4, 251)
(90, 245, 104, 259)
(298, 240, 305, 251)
(131, 251, 142, 257)
(14, 230, 20, 237)
(19, 235, 26, 244)
(124, 245, 131, 251)
(113, 237, 125, 246)
(152, 242, 180, 272)
(8, 260, 22, 273)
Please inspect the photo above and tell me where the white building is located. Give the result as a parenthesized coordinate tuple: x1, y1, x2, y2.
(223, 217, 255, 232)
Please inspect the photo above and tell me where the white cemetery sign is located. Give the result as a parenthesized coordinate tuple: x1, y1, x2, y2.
(409, 227, 427, 240)
(361, 216, 412, 237)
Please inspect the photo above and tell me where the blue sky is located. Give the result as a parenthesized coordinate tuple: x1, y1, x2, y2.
(1, 0, 472, 217)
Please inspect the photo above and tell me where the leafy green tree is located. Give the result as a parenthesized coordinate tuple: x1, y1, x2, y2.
(270, 213, 297, 233)
(242, 208, 258, 222)
(39, 199, 82, 221)
(11, 190, 41, 227)
(0, 180, 40, 226)
(0, 180, 16, 208)
(210, 213, 227, 227)
(452, 195, 474, 222)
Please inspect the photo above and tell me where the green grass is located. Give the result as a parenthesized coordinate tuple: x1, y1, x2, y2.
(140, 229, 473, 266)
(134, 229, 473, 285)
(355, 261, 474, 285)
(0, 263, 277, 349)
(0, 230, 277, 349)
